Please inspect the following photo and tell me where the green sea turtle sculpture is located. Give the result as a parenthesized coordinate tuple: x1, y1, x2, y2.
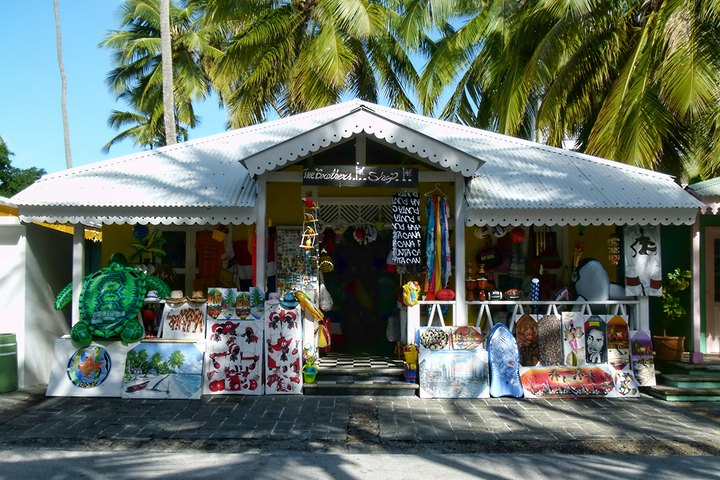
(54, 253, 171, 346)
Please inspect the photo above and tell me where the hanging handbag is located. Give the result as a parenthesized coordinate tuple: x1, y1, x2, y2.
(318, 272, 334, 311)
(317, 322, 331, 348)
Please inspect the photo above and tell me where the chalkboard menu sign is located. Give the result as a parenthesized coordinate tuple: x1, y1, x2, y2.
(392, 192, 422, 265)
(303, 165, 417, 187)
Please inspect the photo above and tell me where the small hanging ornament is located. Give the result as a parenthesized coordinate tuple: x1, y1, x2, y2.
(607, 233, 621, 266)
(133, 224, 148, 240)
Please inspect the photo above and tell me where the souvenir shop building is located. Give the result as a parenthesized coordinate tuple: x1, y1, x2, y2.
(10, 100, 703, 390)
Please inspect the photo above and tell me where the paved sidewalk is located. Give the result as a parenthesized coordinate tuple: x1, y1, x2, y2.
(2, 385, 720, 455)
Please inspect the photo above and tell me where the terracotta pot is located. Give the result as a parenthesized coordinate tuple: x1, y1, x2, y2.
(652, 335, 685, 362)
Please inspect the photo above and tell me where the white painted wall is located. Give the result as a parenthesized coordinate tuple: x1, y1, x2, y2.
(23, 223, 72, 386)
(0, 219, 71, 388)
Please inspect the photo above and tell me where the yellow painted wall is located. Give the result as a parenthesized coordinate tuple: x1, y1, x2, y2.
(568, 225, 619, 283)
(101, 224, 135, 266)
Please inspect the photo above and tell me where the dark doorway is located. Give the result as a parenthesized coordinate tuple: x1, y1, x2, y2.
(322, 227, 399, 354)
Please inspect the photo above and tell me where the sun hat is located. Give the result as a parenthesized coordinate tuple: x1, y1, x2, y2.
(144, 290, 159, 303)
(189, 290, 207, 303)
(279, 292, 299, 309)
(165, 290, 187, 304)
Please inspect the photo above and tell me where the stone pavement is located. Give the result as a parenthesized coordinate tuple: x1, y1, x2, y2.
(2, 384, 720, 455)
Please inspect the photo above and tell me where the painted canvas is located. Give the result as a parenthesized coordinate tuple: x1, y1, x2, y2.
(206, 287, 223, 319)
(220, 288, 240, 320)
(562, 311, 586, 366)
(235, 291, 251, 319)
(418, 349, 489, 398)
(584, 315, 608, 364)
(204, 318, 264, 395)
(265, 301, 303, 394)
(452, 326, 483, 350)
(122, 341, 203, 399)
(606, 315, 631, 372)
(47, 338, 129, 397)
(514, 314, 539, 366)
(159, 302, 207, 340)
(538, 313, 563, 366)
(612, 370, 641, 398)
(248, 287, 265, 320)
(520, 365, 615, 398)
(630, 330, 657, 386)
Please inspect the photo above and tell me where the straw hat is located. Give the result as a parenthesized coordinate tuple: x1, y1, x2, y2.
(189, 290, 207, 303)
(165, 290, 187, 304)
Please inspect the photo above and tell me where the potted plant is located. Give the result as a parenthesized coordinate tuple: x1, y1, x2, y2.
(653, 267, 691, 362)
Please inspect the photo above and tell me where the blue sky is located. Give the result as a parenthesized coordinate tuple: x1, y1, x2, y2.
(0, 1, 227, 175)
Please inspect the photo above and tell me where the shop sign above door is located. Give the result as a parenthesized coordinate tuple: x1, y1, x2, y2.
(303, 165, 418, 187)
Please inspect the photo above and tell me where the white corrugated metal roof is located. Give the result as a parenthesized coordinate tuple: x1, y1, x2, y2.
(687, 178, 720, 215)
(11, 99, 701, 226)
(12, 139, 257, 225)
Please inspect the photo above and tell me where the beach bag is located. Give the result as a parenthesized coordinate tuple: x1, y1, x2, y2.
(318, 272, 333, 311)
(386, 311, 401, 342)
(317, 323, 331, 348)
(403, 281, 421, 307)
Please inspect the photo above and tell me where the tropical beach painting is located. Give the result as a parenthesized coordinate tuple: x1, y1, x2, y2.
(122, 341, 204, 399)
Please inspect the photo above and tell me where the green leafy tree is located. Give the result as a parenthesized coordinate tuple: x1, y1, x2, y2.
(167, 350, 185, 371)
(100, 0, 223, 151)
(203, 0, 420, 127)
(149, 351, 164, 373)
(418, 1, 720, 179)
(0, 137, 46, 197)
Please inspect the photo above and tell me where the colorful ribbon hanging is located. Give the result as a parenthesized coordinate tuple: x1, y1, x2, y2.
(425, 194, 451, 295)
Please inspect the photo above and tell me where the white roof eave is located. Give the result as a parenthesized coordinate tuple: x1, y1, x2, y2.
(465, 207, 700, 227)
(241, 106, 484, 177)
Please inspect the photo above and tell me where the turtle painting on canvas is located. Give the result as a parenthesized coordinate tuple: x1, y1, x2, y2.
(54, 253, 171, 346)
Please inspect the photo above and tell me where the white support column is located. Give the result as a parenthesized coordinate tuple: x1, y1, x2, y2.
(407, 304, 420, 344)
(255, 176, 267, 292)
(691, 218, 704, 363)
(638, 296, 650, 331)
(71, 224, 85, 326)
(454, 175, 467, 326)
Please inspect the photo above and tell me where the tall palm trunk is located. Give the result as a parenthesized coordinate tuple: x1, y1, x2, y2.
(53, 0, 72, 168)
(160, 0, 177, 145)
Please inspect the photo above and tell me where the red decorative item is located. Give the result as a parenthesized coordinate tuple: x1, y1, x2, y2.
(510, 227, 525, 244)
(436, 289, 455, 301)
(141, 306, 156, 336)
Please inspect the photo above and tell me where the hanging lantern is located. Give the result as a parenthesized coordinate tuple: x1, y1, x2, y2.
(607, 233, 621, 265)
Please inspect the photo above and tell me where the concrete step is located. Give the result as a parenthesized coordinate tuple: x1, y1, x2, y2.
(655, 359, 720, 376)
(303, 352, 417, 396)
(644, 385, 720, 402)
(303, 380, 419, 396)
(660, 374, 720, 389)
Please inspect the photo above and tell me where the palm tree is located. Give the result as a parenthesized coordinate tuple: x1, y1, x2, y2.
(53, 0, 73, 168)
(101, 0, 222, 149)
(101, 88, 190, 152)
(419, 1, 720, 179)
(159, 0, 178, 145)
(202, 0, 420, 127)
